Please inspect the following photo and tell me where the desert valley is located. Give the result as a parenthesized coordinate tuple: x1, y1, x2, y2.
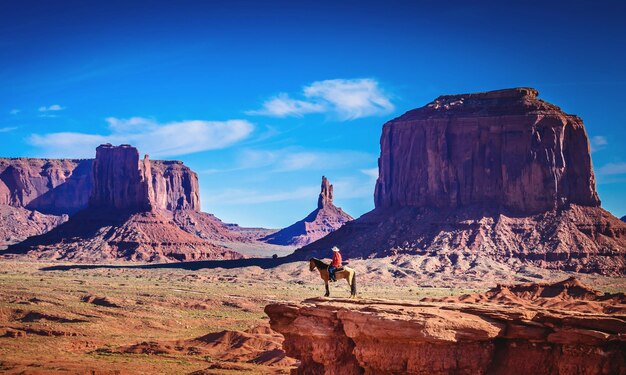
(2, 2, 626, 374)
(1, 87, 625, 374)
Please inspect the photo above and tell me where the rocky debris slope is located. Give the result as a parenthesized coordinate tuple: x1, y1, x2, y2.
(4, 144, 241, 262)
(296, 88, 626, 275)
(0, 206, 68, 249)
(265, 278, 626, 375)
(261, 176, 353, 246)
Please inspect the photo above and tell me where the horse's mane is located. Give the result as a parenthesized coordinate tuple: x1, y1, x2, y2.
(310, 257, 329, 269)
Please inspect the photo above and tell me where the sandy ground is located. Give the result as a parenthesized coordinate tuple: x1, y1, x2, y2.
(0, 258, 624, 374)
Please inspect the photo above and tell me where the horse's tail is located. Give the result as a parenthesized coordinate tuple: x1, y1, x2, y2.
(350, 271, 357, 297)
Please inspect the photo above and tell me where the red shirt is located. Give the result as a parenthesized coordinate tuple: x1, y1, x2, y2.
(331, 252, 342, 267)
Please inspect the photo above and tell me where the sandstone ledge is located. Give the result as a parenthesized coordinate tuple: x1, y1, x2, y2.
(265, 292, 626, 374)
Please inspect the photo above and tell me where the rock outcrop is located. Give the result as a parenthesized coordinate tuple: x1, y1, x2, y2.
(265, 278, 626, 375)
(261, 176, 353, 246)
(622, 215, 626, 223)
(4, 144, 242, 262)
(296, 88, 626, 275)
(374, 88, 600, 214)
(89, 144, 154, 211)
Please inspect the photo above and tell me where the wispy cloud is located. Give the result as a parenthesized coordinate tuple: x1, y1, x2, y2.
(590, 135, 607, 152)
(203, 148, 374, 174)
(247, 94, 325, 118)
(360, 167, 378, 180)
(0, 126, 17, 133)
(204, 186, 320, 205)
(247, 78, 394, 120)
(9, 109, 20, 115)
(597, 162, 626, 176)
(28, 117, 254, 158)
(38, 104, 65, 112)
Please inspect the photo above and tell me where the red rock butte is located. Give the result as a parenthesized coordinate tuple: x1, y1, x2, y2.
(3, 144, 241, 262)
(295, 88, 626, 275)
(375, 87, 599, 214)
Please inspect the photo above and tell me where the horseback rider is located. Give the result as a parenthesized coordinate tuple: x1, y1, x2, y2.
(328, 246, 342, 282)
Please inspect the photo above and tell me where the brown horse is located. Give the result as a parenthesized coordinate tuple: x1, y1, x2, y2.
(309, 257, 357, 298)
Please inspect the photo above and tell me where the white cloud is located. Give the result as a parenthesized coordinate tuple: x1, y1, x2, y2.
(590, 135, 607, 152)
(9, 109, 20, 115)
(28, 117, 254, 158)
(246, 94, 325, 117)
(232, 148, 374, 173)
(247, 78, 394, 120)
(597, 162, 626, 176)
(38, 104, 65, 112)
(0, 126, 17, 133)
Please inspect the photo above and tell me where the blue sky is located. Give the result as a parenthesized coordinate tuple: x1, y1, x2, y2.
(1, 0, 625, 227)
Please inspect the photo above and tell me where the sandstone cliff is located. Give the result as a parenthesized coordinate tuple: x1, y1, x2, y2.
(89, 144, 154, 211)
(265, 278, 626, 375)
(374, 88, 600, 214)
(295, 88, 626, 275)
(0, 158, 92, 215)
(151, 160, 200, 211)
(261, 176, 353, 246)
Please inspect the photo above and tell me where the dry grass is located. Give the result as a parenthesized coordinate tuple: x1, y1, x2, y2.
(1, 259, 623, 374)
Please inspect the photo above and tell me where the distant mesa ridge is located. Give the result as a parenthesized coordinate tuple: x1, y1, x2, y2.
(296, 88, 626, 276)
(4, 144, 242, 262)
(0, 144, 199, 216)
(261, 176, 353, 247)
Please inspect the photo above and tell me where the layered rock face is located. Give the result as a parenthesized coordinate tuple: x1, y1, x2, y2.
(296, 88, 626, 275)
(261, 176, 353, 246)
(0, 158, 92, 215)
(4, 144, 241, 262)
(374, 88, 600, 214)
(265, 278, 626, 375)
(0, 148, 205, 247)
(0, 154, 200, 215)
(151, 160, 200, 211)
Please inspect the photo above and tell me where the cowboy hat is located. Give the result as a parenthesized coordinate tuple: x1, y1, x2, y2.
(332, 246, 340, 252)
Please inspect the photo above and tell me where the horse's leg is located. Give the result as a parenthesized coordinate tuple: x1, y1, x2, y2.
(324, 280, 330, 297)
(348, 271, 356, 298)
